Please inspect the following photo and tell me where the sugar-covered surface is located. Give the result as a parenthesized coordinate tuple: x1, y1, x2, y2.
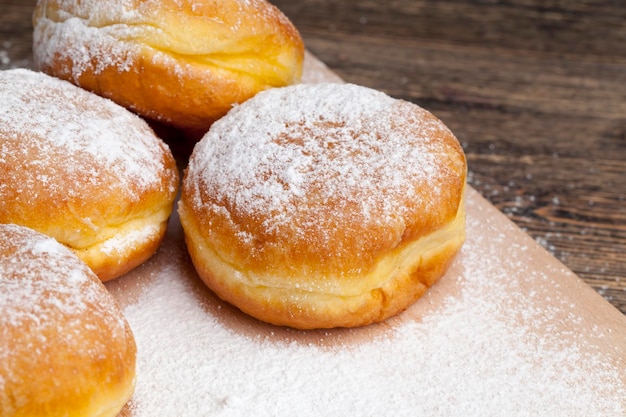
(106, 187, 626, 417)
(0, 225, 129, 390)
(184, 82, 466, 270)
(33, 0, 301, 82)
(0, 69, 170, 202)
(0, 225, 118, 329)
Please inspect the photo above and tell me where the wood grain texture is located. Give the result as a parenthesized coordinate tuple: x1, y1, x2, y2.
(0, 0, 624, 314)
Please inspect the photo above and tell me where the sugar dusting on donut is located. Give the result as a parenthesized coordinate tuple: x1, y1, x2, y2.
(0, 69, 174, 205)
(0, 224, 129, 382)
(33, 0, 299, 81)
(186, 83, 466, 254)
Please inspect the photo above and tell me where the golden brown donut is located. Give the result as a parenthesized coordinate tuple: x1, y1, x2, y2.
(179, 83, 467, 329)
(32, 0, 305, 133)
(0, 69, 179, 282)
(0, 223, 136, 417)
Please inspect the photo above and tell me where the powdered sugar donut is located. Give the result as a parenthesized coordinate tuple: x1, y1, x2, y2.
(32, 0, 304, 133)
(179, 83, 467, 329)
(0, 223, 136, 417)
(0, 69, 179, 281)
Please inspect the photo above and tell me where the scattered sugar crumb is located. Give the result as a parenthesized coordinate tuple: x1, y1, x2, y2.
(0, 50, 9, 66)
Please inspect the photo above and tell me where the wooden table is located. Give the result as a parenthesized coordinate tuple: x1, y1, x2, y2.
(1, 0, 624, 317)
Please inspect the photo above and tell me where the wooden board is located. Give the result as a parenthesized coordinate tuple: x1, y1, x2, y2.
(105, 53, 626, 416)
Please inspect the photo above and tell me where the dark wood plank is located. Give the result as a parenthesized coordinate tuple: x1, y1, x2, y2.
(0, 2, 33, 69)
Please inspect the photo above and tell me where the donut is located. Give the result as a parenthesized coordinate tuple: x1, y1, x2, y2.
(0, 68, 179, 282)
(32, 0, 305, 133)
(178, 83, 467, 329)
(0, 223, 136, 417)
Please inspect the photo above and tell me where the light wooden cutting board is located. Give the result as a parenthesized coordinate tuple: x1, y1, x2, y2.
(105, 53, 626, 417)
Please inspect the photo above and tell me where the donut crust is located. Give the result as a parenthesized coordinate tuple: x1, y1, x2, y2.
(180, 193, 465, 329)
(33, 0, 305, 132)
(0, 69, 179, 281)
(0, 224, 136, 417)
(180, 83, 467, 329)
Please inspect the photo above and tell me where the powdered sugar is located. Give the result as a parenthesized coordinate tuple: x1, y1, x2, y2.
(185, 83, 465, 263)
(37, 16, 137, 79)
(100, 224, 163, 256)
(33, 0, 140, 79)
(1, 228, 89, 317)
(0, 69, 174, 209)
(33, 0, 300, 83)
(191, 83, 444, 218)
(1, 68, 166, 189)
(0, 224, 128, 376)
(119, 191, 625, 416)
